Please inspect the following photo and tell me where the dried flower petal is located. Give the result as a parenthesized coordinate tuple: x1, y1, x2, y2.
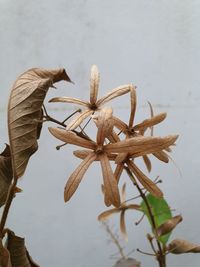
(64, 152, 97, 202)
(143, 155, 152, 172)
(127, 160, 163, 198)
(120, 210, 128, 242)
(133, 113, 167, 132)
(114, 163, 124, 184)
(153, 150, 169, 163)
(90, 65, 99, 104)
(105, 135, 179, 155)
(95, 107, 114, 146)
(98, 208, 120, 221)
(99, 153, 120, 207)
(66, 109, 94, 130)
(49, 127, 96, 149)
(129, 86, 137, 128)
(97, 84, 132, 106)
(49, 96, 89, 107)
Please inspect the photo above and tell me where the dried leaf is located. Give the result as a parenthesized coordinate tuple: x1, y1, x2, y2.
(64, 152, 97, 202)
(157, 215, 182, 237)
(143, 155, 152, 172)
(168, 239, 200, 254)
(66, 109, 94, 130)
(49, 128, 96, 150)
(90, 65, 99, 104)
(105, 135, 178, 156)
(129, 86, 137, 128)
(0, 145, 13, 207)
(5, 230, 40, 266)
(153, 150, 169, 163)
(49, 96, 89, 107)
(133, 113, 167, 132)
(0, 239, 12, 267)
(96, 84, 132, 106)
(99, 153, 120, 207)
(8, 68, 71, 178)
(98, 208, 120, 221)
(127, 161, 163, 198)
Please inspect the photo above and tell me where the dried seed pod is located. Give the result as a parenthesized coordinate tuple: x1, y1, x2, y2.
(167, 239, 200, 254)
(157, 215, 182, 237)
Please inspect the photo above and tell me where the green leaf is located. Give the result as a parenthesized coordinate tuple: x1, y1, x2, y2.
(140, 193, 172, 244)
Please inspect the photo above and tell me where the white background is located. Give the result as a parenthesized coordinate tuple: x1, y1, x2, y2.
(0, 1, 200, 266)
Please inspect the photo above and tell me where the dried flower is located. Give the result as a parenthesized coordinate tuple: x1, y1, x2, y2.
(98, 183, 141, 241)
(49, 65, 132, 130)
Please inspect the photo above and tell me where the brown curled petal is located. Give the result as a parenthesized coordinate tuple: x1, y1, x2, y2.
(98, 208, 120, 221)
(96, 84, 132, 106)
(153, 150, 169, 163)
(96, 107, 113, 146)
(121, 183, 126, 204)
(164, 147, 172, 153)
(73, 150, 117, 161)
(64, 152, 97, 202)
(167, 239, 200, 254)
(49, 96, 90, 107)
(114, 163, 124, 184)
(73, 150, 93, 159)
(120, 210, 128, 242)
(107, 130, 121, 143)
(129, 85, 137, 128)
(66, 109, 94, 130)
(101, 184, 112, 207)
(133, 113, 167, 132)
(157, 215, 183, 237)
(147, 101, 154, 136)
(125, 204, 141, 211)
(112, 116, 128, 133)
(99, 153, 120, 208)
(115, 152, 128, 164)
(143, 155, 152, 172)
(49, 127, 96, 150)
(105, 135, 179, 155)
(90, 65, 99, 104)
(127, 160, 163, 198)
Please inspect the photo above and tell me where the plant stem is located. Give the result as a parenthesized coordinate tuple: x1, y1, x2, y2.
(0, 178, 17, 237)
(125, 167, 166, 267)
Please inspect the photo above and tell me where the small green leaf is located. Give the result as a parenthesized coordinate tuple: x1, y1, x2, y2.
(140, 193, 172, 244)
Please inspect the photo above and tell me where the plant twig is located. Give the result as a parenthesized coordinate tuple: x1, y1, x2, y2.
(124, 166, 166, 267)
(102, 221, 126, 260)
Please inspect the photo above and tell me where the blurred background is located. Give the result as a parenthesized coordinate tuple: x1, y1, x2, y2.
(0, 1, 200, 266)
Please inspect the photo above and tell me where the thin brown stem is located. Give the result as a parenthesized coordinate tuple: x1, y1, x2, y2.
(125, 167, 166, 267)
(102, 221, 126, 260)
(0, 178, 17, 237)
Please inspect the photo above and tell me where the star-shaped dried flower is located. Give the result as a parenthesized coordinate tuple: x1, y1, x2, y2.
(98, 183, 141, 241)
(113, 86, 169, 167)
(49, 65, 133, 130)
(49, 107, 178, 206)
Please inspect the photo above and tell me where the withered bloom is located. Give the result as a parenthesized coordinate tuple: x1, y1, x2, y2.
(49, 107, 178, 206)
(49, 65, 132, 130)
(113, 86, 170, 169)
(98, 183, 141, 241)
